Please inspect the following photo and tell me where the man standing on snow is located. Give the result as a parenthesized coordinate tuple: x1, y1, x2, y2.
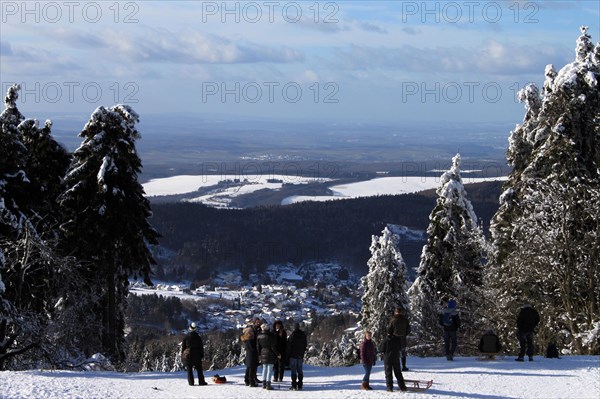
(287, 322, 308, 391)
(388, 307, 411, 371)
(439, 299, 460, 361)
(241, 318, 258, 387)
(182, 322, 207, 386)
(380, 328, 407, 392)
(515, 302, 540, 361)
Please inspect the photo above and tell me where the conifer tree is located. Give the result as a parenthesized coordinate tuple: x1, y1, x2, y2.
(408, 154, 485, 355)
(487, 27, 599, 355)
(18, 118, 71, 235)
(360, 226, 410, 345)
(0, 85, 43, 369)
(58, 105, 159, 361)
(0, 84, 27, 238)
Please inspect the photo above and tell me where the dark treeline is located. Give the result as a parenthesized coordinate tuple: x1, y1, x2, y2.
(150, 181, 502, 279)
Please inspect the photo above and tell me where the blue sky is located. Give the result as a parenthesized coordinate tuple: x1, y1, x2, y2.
(1, 0, 598, 123)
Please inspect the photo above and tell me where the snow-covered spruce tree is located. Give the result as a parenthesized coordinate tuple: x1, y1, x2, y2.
(0, 84, 27, 239)
(0, 85, 50, 369)
(486, 27, 600, 355)
(18, 119, 71, 235)
(360, 226, 410, 345)
(408, 154, 485, 355)
(58, 105, 159, 362)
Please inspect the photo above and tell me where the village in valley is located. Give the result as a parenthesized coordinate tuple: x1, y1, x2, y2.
(130, 262, 363, 333)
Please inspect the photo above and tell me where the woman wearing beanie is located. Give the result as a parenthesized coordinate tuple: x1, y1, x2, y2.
(257, 323, 279, 390)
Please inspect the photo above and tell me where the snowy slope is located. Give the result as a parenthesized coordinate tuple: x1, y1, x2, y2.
(142, 174, 328, 197)
(142, 174, 506, 207)
(2, 356, 598, 399)
(282, 176, 507, 205)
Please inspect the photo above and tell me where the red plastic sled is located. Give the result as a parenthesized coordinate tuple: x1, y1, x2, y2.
(404, 379, 433, 391)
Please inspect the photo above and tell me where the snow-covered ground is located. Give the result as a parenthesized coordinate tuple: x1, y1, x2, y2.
(282, 176, 507, 205)
(2, 356, 598, 398)
(142, 173, 507, 207)
(142, 174, 329, 197)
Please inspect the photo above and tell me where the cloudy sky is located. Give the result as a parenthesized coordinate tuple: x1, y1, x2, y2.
(1, 0, 598, 123)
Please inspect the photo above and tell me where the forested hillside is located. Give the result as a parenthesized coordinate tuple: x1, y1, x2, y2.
(149, 181, 502, 279)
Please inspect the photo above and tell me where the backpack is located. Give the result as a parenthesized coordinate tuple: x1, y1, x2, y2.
(182, 348, 191, 365)
(545, 343, 560, 358)
(442, 312, 453, 327)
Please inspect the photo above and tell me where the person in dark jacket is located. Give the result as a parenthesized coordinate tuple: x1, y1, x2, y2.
(287, 322, 308, 391)
(388, 307, 411, 371)
(478, 328, 502, 358)
(240, 318, 258, 387)
(379, 330, 407, 392)
(257, 323, 278, 390)
(182, 322, 207, 386)
(272, 320, 287, 382)
(439, 299, 460, 360)
(515, 302, 540, 361)
(359, 330, 376, 390)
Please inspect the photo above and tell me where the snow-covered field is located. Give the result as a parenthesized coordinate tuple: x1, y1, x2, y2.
(143, 173, 507, 207)
(142, 174, 329, 197)
(2, 356, 597, 399)
(282, 176, 507, 205)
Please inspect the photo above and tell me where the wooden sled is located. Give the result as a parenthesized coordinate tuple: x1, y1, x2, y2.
(404, 379, 433, 391)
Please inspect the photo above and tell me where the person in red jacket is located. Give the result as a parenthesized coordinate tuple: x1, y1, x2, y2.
(359, 330, 376, 390)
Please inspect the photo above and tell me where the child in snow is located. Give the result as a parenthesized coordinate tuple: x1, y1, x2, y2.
(359, 330, 376, 390)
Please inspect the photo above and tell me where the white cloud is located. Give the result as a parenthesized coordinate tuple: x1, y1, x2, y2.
(330, 40, 571, 77)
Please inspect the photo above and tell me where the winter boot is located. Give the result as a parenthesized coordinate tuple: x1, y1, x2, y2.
(399, 373, 407, 391)
(290, 375, 297, 391)
(298, 374, 303, 390)
(402, 357, 409, 371)
(387, 386, 393, 392)
(361, 382, 369, 390)
(266, 382, 273, 391)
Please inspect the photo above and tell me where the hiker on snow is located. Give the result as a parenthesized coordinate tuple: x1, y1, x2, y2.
(380, 327, 407, 392)
(257, 322, 279, 390)
(240, 318, 259, 387)
(515, 302, 540, 361)
(182, 322, 207, 386)
(359, 330, 376, 390)
(287, 322, 308, 391)
(273, 320, 288, 382)
(478, 328, 502, 358)
(388, 306, 411, 371)
(439, 299, 460, 361)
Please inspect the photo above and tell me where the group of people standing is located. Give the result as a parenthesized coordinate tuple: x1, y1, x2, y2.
(240, 317, 307, 390)
(439, 299, 540, 362)
(181, 300, 541, 391)
(359, 307, 410, 392)
(358, 300, 542, 391)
